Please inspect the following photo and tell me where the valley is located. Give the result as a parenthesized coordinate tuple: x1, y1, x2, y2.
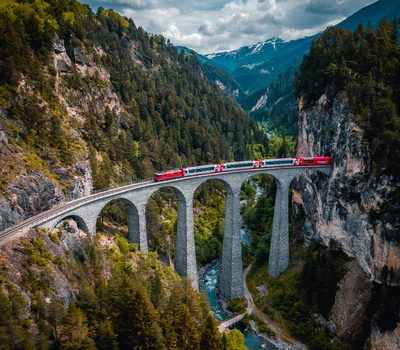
(0, 0, 399, 349)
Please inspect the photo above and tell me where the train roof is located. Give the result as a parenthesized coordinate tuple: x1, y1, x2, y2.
(154, 168, 182, 175)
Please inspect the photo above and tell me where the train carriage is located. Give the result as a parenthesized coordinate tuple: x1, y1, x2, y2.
(298, 156, 331, 166)
(184, 164, 223, 176)
(262, 158, 295, 167)
(223, 160, 262, 171)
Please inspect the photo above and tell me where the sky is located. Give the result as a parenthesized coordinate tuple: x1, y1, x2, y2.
(81, 0, 376, 54)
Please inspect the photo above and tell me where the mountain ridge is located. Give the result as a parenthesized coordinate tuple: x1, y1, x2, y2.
(198, 0, 400, 95)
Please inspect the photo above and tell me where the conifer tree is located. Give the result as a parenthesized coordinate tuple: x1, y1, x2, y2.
(58, 304, 96, 350)
(130, 288, 165, 350)
(175, 304, 200, 350)
(200, 313, 223, 350)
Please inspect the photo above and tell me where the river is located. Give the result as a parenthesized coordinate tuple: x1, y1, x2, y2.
(198, 226, 278, 350)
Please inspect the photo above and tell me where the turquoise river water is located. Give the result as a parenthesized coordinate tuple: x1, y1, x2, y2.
(198, 227, 278, 350)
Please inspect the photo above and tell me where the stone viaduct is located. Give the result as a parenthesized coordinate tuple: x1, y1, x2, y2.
(0, 166, 331, 300)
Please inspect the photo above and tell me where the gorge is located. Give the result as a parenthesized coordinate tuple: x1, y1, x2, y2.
(0, 0, 399, 349)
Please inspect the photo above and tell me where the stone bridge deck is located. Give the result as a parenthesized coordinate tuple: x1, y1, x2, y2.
(218, 313, 246, 333)
(0, 165, 332, 300)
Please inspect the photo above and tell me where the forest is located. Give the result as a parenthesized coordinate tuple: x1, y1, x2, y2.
(297, 19, 400, 180)
(0, 0, 268, 191)
(0, 225, 249, 349)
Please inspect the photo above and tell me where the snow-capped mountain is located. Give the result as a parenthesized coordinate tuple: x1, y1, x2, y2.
(203, 0, 400, 94)
(204, 37, 286, 74)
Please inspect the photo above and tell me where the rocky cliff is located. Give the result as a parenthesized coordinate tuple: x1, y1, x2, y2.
(294, 94, 400, 348)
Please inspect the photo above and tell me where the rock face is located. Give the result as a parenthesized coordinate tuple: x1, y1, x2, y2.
(330, 261, 373, 341)
(370, 323, 400, 350)
(296, 94, 400, 281)
(0, 220, 88, 307)
(0, 172, 64, 231)
(0, 160, 92, 231)
(295, 94, 400, 346)
(0, 34, 126, 231)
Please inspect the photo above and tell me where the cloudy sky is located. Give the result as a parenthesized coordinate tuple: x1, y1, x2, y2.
(81, 0, 376, 54)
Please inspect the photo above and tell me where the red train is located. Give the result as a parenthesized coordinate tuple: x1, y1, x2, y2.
(154, 156, 331, 182)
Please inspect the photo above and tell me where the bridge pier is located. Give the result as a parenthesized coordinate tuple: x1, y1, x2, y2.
(128, 203, 148, 252)
(268, 180, 290, 276)
(176, 191, 199, 290)
(220, 184, 244, 300)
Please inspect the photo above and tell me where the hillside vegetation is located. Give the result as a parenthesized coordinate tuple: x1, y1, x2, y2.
(0, 0, 267, 192)
(297, 19, 400, 179)
(0, 223, 248, 349)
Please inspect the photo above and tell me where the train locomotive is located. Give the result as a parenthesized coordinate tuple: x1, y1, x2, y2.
(153, 156, 331, 182)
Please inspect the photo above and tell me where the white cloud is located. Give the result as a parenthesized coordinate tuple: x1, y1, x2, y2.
(84, 0, 375, 53)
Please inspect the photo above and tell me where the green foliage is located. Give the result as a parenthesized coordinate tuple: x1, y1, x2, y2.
(0, 285, 34, 349)
(223, 329, 248, 350)
(241, 175, 275, 268)
(200, 313, 223, 350)
(267, 133, 295, 158)
(194, 181, 226, 264)
(0, 231, 223, 349)
(248, 67, 299, 136)
(299, 241, 350, 317)
(297, 20, 400, 179)
(24, 235, 51, 267)
(48, 232, 60, 245)
(0, 0, 268, 193)
(242, 314, 276, 337)
(227, 298, 247, 314)
(58, 304, 96, 349)
(246, 241, 351, 350)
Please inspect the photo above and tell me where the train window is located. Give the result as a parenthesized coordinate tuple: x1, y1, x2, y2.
(187, 166, 215, 173)
(264, 159, 293, 165)
(304, 158, 314, 163)
(225, 162, 254, 169)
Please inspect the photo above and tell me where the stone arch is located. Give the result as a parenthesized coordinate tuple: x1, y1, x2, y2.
(95, 197, 144, 248)
(193, 176, 235, 199)
(144, 184, 189, 255)
(150, 184, 187, 203)
(146, 184, 198, 289)
(51, 214, 90, 234)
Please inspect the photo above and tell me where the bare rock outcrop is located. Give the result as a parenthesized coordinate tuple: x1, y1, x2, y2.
(370, 323, 400, 350)
(296, 94, 400, 282)
(330, 261, 373, 341)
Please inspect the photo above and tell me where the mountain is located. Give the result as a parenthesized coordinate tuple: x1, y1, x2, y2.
(0, 0, 267, 231)
(177, 46, 243, 97)
(205, 37, 287, 73)
(204, 0, 400, 95)
(0, 1, 257, 347)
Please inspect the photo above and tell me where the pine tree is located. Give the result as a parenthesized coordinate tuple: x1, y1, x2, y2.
(58, 304, 96, 350)
(96, 319, 119, 350)
(130, 288, 165, 350)
(175, 304, 200, 350)
(200, 313, 223, 350)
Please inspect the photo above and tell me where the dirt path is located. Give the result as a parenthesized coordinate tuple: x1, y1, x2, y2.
(243, 265, 299, 344)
